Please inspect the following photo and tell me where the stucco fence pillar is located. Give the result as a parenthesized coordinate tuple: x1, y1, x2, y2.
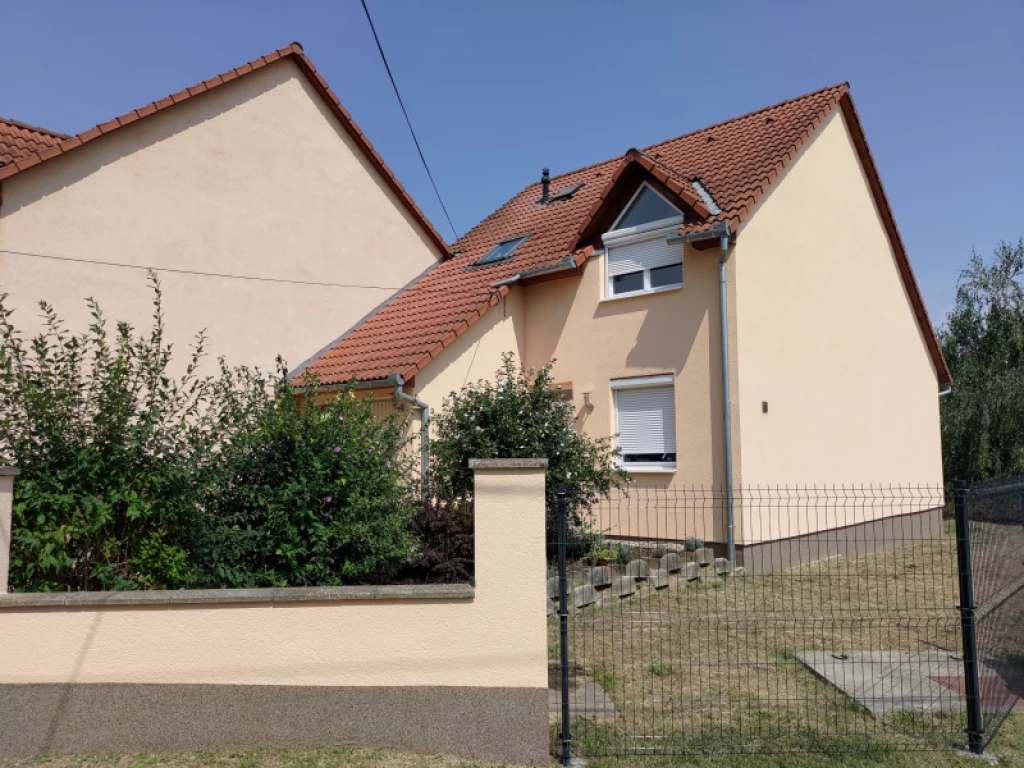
(0, 459, 550, 765)
(0, 468, 19, 594)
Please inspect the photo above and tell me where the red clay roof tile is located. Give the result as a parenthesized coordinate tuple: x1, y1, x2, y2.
(0, 116, 67, 166)
(0, 42, 449, 259)
(299, 83, 951, 387)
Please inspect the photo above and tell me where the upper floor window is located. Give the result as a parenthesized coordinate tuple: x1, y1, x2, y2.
(603, 184, 684, 299)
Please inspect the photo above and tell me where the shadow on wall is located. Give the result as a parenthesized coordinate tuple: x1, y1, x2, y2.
(525, 274, 580, 372)
(591, 252, 728, 497)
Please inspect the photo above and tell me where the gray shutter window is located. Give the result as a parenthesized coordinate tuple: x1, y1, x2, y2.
(616, 385, 676, 456)
(607, 237, 682, 277)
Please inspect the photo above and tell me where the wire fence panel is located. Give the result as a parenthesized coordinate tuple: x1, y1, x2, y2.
(548, 484, 975, 758)
(965, 475, 1024, 747)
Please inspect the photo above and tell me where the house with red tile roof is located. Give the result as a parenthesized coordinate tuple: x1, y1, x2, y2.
(298, 84, 948, 541)
(0, 43, 448, 376)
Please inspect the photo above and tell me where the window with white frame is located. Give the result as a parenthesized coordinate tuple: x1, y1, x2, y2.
(603, 184, 684, 298)
(612, 375, 677, 472)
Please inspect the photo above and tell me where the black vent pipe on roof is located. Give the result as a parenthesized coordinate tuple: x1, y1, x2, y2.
(541, 168, 550, 203)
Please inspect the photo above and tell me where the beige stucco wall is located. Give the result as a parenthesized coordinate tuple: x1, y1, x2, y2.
(0, 58, 440, 377)
(0, 464, 547, 688)
(733, 108, 943, 542)
(522, 250, 738, 543)
(413, 287, 526, 432)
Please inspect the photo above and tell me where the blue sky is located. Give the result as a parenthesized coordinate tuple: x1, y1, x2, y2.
(2, 0, 1022, 323)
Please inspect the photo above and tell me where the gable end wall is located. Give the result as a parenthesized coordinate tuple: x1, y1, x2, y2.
(733, 108, 943, 494)
(0, 58, 440, 376)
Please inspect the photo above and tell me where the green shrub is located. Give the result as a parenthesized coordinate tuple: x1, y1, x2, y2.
(0, 276, 417, 591)
(0, 278, 235, 591)
(429, 353, 627, 549)
(192, 373, 417, 588)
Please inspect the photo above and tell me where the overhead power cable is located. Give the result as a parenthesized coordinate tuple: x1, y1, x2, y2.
(0, 247, 510, 298)
(360, 0, 459, 242)
(0, 248, 425, 291)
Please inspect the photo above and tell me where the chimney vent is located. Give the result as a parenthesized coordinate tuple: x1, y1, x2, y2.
(541, 168, 550, 203)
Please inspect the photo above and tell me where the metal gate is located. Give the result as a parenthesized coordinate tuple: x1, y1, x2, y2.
(550, 481, 1023, 762)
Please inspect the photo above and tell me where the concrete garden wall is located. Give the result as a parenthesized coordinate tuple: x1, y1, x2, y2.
(0, 460, 550, 765)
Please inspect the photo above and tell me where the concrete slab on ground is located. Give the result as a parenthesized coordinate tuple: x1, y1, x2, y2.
(796, 650, 1016, 718)
(548, 668, 618, 724)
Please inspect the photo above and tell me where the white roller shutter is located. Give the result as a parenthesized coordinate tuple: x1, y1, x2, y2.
(615, 385, 676, 455)
(607, 237, 682, 277)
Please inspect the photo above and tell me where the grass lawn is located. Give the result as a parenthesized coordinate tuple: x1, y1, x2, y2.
(0, 747, 507, 768)
(0, 718, 1020, 767)
(586, 713, 1024, 767)
(548, 517, 1016, 755)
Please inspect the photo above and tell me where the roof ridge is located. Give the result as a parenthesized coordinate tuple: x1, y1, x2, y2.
(643, 81, 849, 154)
(535, 82, 849, 190)
(0, 115, 70, 140)
(0, 42, 450, 257)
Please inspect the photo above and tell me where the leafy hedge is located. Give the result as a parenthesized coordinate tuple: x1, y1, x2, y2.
(0, 276, 417, 591)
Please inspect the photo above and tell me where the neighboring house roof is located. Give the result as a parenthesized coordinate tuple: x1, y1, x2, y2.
(299, 83, 952, 387)
(0, 43, 449, 259)
(0, 116, 69, 166)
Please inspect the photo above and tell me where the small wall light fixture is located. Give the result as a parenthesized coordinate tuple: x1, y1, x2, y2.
(583, 392, 594, 412)
(762, 401, 768, 414)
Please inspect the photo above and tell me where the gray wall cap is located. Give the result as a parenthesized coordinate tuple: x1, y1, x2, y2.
(468, 458, 549, 469)
(0, 467, 20, 476)
(0, 583, 473, 609)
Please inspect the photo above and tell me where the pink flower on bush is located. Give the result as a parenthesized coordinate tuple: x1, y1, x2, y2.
(324, 495, 333, 504)
(333, 445, 341, 453)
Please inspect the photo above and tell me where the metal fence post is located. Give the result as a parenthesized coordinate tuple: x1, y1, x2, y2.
(953, 480, 985, 754)
(557, 484, 571, 766)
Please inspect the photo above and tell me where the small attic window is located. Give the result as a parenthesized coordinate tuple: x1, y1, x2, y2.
(474, 234, 529, 266)
(548, 183, 583, 203)
(610, 184, 682, 232)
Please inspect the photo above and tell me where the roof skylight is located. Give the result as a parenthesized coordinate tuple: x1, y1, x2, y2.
(474, 234, 530, 266)
(548, 183, 583, 203)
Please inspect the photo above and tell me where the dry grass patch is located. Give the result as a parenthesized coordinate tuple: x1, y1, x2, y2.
(550, 523, 971, 753)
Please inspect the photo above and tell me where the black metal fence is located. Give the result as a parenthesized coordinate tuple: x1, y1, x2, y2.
(547, 482, 1020, 760)
(960, 475, 1024, 749)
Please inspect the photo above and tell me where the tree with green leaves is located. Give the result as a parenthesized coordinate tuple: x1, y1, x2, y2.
(429, 353, 627, 548)
(939, 239, 1024, 483)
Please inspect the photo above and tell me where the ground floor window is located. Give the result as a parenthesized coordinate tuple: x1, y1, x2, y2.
(611, 374, 677, 472)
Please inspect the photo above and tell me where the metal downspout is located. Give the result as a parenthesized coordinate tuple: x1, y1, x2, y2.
(667, 221, 736, 563)
(717, 236, 736, 564)
(394, 377, 430, 495)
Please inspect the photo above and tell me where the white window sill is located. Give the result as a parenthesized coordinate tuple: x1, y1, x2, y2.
(600, 284, 683, 304)
(620, 463, 677, 474)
